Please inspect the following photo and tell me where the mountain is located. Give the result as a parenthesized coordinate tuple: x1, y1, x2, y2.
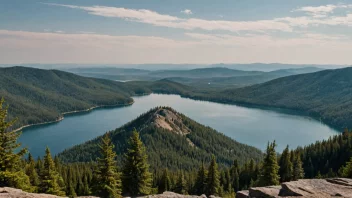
(0, 66, 150, 128)
(58, 107, 263, 170)
(218, 67, 352, 129)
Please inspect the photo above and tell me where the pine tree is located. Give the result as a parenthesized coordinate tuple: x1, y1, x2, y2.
(122, 130, 152, 196)
(40, 147, 66, 196)
(174, 172, 187, 194)
(67, 180, 77, 198)
(342, 157, 352, 178)
(206, 155, 220, 196)
(193, 163, 207, 195)
(94, 133, 122, 198)
(0, 98, 31, 191)
(279, 145, 293, 182)
(25, 153, 40, 191)
(159, 169, 171, 193)
(292, 153, 304, 180)
(258, 141, 280, 186)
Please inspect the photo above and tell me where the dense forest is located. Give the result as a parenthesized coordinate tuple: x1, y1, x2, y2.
(58, 106, 263, 170)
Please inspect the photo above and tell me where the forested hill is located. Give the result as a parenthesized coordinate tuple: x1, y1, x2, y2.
(58, 107, 263, 170)
(0, 66, 149, 128)
(217, 67, 352, 129)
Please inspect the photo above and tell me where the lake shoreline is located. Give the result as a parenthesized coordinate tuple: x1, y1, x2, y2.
(15, 101, 135, 132)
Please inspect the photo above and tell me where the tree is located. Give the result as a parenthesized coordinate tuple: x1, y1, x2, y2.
(174, 172, 187, 194)
(40, 147, 66, 196)
(292, 153, 304, 180)
(341, 157, 352, 178)
(94, 133, 122, 198)
(122, 130, 152, 196)
(159, 169, 171, 193)
(25, 153, 40, 191)
(258, 141, 280, 186)
(193, 163, 207, 195)
(206, 155, 220, 196)
(0, 98, 31, 191)
(279, 145, 293, 182)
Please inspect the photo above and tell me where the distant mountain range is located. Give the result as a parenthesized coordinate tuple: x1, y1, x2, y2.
(58, 107, 263, 170)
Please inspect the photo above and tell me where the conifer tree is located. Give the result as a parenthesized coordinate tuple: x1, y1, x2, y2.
(159, 169, 171, 193)
(258, 141, 280, 186)
(232, 168, 239, 192)
(342, 157, 352, 178)
(67, 180, 77, 198)
(292, 153, 304, 180)
(279, 145, 293, 182)
(94, 133, 122, 198)
(40, 147, 66, 196)
(193, 163, 207, 195)
(0, 98, 31, 191)
(122, 130, 152, 196)
(25, 153, 40, 191)
(206, 155, 220, 196)
(175, 172, 187, 194)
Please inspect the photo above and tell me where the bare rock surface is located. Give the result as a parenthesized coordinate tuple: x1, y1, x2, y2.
(141, 191, 207, 198)
(236, 178, 352, 198)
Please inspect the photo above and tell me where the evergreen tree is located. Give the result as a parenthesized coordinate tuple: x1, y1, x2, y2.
(158, 169, 171, 193)
(292, 153, 304, 180)
(341, 157, 352, 178)
(40, 147, 65, 196)
(232, 168, 239, 192)
(94, 133, 122, 198)
(122, 130, 152, 196)
(25, 153, 40, 191)
(174, 172, 187, 194)
(206, 155, 220, 196)
(193, 163, 207, 195)
(279, 145, 293, 182)
(0, 98, 31, 191)
(258, 141, 280, 186)
(67, 180, 77, 198)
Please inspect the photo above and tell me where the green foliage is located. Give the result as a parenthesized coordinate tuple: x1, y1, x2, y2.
(94, 134, 122, 198)
(206, 155, 220, 196)
(0, 98, 31, 191)
(174, 172, 187, 194)
(279, 146, 293, 182)
(342, 158, 352, 178)
(25, 153, 40, 192)
(122, 130, 152, 196)
(40, 147, 66, 196)
(158, 169, 171, 193)
(258, 141, 280, 186)
(193, 163, 207, 195)
(292, 153, 304, 180)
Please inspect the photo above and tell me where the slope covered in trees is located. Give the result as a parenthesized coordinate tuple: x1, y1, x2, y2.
(58, 107, 263, 170)
(0, 66, 150, 128)
(217, 67, 352, 129)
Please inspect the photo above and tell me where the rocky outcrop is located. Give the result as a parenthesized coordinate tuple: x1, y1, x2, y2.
(0, 188, 210, 198)
(237, 178, 352, 198)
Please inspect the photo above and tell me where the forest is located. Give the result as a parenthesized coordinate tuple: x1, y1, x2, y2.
(2, 97, 352, 198)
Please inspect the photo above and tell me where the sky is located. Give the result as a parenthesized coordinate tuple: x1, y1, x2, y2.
(1, 0, 352, 65)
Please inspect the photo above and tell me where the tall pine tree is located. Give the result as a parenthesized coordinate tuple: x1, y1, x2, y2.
(40, 147, 65, 196)
(206, 155, 220, 196)
(158, 169, 171, 193)
(193, 163, 207, 195)
(258, 141, 280, 186)
(94, 133, 122, 198)
(122, 130, 152, 196)
(0, 98, 31, 191)
(279, 145, 293, 182)
(25, 153, 40, 192)
(292, 153, 304, 180)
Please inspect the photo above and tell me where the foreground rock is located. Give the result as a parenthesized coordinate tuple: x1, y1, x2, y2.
(0, 188, 210, 198)
(237, 178, 352, 198)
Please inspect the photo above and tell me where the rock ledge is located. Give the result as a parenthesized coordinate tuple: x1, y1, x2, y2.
(237, 178, 352, 198)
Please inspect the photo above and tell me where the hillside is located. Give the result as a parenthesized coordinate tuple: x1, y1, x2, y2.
(58, 107, 263, 170)
(215, 67, 352, 129)
(0, 66, 150, 128)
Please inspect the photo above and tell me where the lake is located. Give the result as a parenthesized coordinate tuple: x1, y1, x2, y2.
(19, 94, 339, 157)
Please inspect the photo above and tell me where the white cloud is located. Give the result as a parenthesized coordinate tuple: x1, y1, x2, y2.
(181, 9, 193, 15)
(1, 30, 351, 64)
(44, 3, 292, 32)
(293, 4, 352, 18)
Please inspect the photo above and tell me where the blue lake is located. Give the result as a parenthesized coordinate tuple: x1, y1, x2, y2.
(19, 94, 339, 157)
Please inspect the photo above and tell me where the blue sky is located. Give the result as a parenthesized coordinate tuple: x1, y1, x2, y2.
(1, 0, 352, 64)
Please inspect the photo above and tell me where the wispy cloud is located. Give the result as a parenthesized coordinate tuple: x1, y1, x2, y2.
(293, 4, 352, 18)
(181, 9, 193, 15)
(1, 30, 351, 64)
(44, 3, 292, 32)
